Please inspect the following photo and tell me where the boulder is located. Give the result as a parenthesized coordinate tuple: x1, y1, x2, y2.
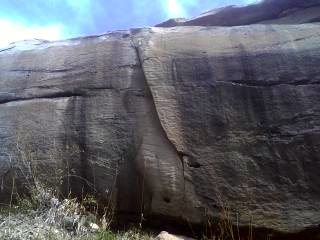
(0, 10, 320, 238)
(156, 231, 195, 240)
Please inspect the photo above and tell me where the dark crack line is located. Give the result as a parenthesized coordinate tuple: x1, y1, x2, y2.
(10, 68, 79, 73)
(82, 86, 116, 91)
(0, 46, 15, 53)
(215, 80, 320, 88)
(0, 92, 83, 105)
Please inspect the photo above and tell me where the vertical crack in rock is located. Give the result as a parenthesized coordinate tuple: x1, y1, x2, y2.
(129, 33, 197, 221)
(77, 97, 91, 194)
(130, 35, 184, 166)
(61, 96, 93, 198)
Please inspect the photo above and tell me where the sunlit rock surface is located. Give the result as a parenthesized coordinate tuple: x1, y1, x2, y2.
(156, 0, 320, 27)
(0, 3, 320, 237)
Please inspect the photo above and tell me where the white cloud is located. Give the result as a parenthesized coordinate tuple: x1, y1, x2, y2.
(66, 0, 91, 15)
(163, 0, 262, 18)
(163, 0, 203, 18)
(0, 19, 64, 48)
(65, 0, 97, 32)
(164, 0, 187, 18)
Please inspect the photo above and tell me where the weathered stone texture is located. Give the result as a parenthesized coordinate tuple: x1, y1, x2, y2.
(134, 24, 320, 232)
(156, 0, 320, 27)
(0, 22, 320, 234)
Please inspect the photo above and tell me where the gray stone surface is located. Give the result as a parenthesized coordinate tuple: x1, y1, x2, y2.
(135, 24, 320, 232)
(156, 231, 195, 240)
(156, 0, 320, 27)
(0, 23, 320, 234)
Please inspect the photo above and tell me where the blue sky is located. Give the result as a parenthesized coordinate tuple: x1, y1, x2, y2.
(0, 0, 258, 47)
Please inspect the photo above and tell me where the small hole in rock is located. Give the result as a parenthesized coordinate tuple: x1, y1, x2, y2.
(188, 162, 201, 168)
(163, 197, 171, 203)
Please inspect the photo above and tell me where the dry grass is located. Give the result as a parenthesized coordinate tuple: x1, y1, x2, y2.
(202, 193, 256, 240)
(0, 186, 156, 240)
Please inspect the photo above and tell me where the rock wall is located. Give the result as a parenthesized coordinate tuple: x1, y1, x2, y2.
(0, 22, 320, 235)
(135, 24, 320, 233)
(156, 0, 320, 27)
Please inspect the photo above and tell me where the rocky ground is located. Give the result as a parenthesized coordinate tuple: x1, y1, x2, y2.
(0, 207, 193, 240)
(0, 187, 194, 240)
(0, 208, 78, 240)
(0, 186, 157, 240)
(0, 207, 158, 240)
(0, 199, 106, 240)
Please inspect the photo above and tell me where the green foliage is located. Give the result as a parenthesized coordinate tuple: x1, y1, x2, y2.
(93, 230, 117, 240)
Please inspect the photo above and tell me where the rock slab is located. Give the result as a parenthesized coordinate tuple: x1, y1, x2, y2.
(0, 16, 320, 237)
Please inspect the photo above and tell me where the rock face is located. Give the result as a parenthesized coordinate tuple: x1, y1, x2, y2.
(0, 4, 320, 238)
(156, 0, 320, 27)
(135, 25, 320, 234)
(156, 231, 195, 240)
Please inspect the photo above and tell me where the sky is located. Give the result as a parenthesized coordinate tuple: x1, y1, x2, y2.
(0, 0, 259, 47)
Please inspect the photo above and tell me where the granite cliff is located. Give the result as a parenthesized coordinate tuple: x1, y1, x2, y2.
(0, 0, 320, 238)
